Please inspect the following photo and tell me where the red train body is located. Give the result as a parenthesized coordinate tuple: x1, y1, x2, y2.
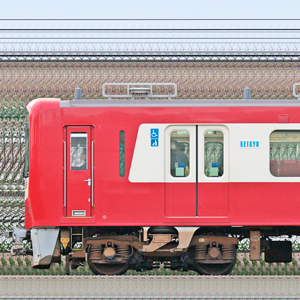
(15, 96, 300, 275)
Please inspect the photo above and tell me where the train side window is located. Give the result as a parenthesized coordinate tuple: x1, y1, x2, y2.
(204, 131, 224, 177)
(170, 130, 190, 177)
(119, 130, 125, 177)
(70, 133, 87, 170)
(270, 130, 300, 177)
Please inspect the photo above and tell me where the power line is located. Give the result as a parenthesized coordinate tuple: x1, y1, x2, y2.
(0, 29, 299, 32)
(0, 18, 300, 20)
(1, 38, 300, 40)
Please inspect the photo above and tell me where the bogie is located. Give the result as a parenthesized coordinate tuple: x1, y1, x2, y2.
(65, 226, 240, 276)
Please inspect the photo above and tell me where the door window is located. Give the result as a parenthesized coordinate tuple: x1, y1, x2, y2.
(70, 133, 87, 170)
(170, 130, 190, 177)
(204, 130, 224, 177)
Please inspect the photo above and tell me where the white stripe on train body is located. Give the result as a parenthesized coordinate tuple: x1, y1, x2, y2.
(129, 123, 300, 183)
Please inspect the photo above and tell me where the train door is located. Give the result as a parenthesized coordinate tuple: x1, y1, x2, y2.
(164, 125, 229, 218)
(65, 126, 93, 217)
(197, 126, 229, 218)
(164, 126, 197, 217)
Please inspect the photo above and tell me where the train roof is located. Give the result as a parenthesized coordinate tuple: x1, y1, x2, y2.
(60, 99, 300, 108)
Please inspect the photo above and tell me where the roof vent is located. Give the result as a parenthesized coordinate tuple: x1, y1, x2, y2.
(244, 87, 251, 99)
(130, 87, 151, 99)
(74, 88, 81, 100)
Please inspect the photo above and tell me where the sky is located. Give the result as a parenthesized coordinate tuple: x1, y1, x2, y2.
(0, 0, 299, 54)
(0, 0, 299, 21)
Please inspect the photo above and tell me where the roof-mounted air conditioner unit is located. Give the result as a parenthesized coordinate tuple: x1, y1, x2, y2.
(129, 87, 151, 99)
(102, 82, 177, 99)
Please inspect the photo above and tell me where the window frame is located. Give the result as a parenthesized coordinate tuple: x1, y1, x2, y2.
(170, 129, 191, 178)
(70, 132, 88, 171)
(203, 129, 225, 179)
(119, 130, 125, 177)
(269, 129, 300, 177)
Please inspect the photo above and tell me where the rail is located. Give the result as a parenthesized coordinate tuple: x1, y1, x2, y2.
(0, 297, 299, 300)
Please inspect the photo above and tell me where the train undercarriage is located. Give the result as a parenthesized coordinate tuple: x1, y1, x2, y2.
(11, 226, 296, 276)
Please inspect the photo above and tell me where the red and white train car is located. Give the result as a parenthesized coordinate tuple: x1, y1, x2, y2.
(12, 86, 300, 275)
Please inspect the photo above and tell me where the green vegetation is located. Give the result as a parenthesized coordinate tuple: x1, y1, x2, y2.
(1, 253, 300, 275)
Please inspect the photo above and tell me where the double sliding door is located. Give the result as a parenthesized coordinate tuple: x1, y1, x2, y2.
(165, 125, 229, 218)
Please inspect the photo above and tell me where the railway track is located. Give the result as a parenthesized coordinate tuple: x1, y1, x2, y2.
(0, 275, 299, 299)
(0, 296, 299, 300)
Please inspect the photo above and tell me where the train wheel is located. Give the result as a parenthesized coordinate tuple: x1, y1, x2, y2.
(87, 244, 130, 276)
(88, 260, 129, 275)
(193, 244, 237, 275)
(194, 260, 236, 275)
